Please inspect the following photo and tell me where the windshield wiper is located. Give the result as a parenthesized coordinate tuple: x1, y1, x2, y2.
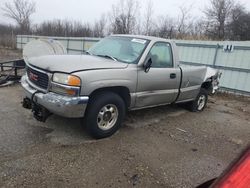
(96, 54, 118, 61)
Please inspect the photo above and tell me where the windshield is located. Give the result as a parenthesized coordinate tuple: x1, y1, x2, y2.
(88, 36, 149, 64)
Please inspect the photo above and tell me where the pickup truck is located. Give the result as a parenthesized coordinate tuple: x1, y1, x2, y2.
(21, 35, 221, 138)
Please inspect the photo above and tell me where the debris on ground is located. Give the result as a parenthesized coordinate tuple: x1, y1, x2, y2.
(176, 127, 188, 133)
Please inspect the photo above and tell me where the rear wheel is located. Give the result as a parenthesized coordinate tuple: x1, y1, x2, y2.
(187, 88, 208, 112)
(84, 92, 126, 139)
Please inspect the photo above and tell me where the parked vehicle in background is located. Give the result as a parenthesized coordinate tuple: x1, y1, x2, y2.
(21, 35, 221, 138)
(197, 146, 250, 188)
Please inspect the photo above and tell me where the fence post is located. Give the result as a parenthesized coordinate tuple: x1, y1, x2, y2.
(20, 35, 23, 49)
(11, 30, 14, 49)
(67, 38, 69, 53)
(82, 39, 85, 54)
(15, 35, 17, 49)
(212, 44, 220, 67)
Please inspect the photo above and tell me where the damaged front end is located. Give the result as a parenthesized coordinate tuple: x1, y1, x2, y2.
(203, 67, 222, 95)
(20, 38, 89, 122)
(21, 73, 89, 122)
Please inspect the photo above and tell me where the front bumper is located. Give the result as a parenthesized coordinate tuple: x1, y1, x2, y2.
(21, 75, 89, 118)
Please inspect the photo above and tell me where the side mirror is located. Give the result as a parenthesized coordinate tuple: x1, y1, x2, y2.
(143, 57, 152, 73)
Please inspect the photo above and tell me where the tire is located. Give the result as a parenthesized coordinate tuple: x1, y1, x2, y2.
(84, 92, 126, 139)
(187, 88, 208, 112)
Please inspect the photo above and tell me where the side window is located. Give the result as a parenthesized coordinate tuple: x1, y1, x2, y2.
(148, 42, 173, 68)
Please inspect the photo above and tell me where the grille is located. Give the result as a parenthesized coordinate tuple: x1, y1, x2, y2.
(27, 66, 49, 90)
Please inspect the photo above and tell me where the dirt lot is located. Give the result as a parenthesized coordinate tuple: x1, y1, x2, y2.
(0, 49, 250, 188)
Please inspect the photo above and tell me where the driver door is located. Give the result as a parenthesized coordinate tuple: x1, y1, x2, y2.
(135, 42, 181, 108)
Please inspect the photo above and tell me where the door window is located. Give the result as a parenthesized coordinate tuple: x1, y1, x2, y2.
(148, 42, 173, 68)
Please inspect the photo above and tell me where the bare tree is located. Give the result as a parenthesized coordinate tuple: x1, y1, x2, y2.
(152, 15, 175, 39)
(2, 0, 36, 34)
(188, 19, 208, 40)
(109, 0, 140, 34)
(143, 0, 154, 35)
(228, 4, 250, 40)
(204, 0, 234, 40)
(176, 5, 192, 39)
(92, 15, 106, 37)
(33, 19, 94, 37)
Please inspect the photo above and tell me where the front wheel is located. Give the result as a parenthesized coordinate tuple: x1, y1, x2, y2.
(84, 92, 126, 139)
(187, 88, 208, 112)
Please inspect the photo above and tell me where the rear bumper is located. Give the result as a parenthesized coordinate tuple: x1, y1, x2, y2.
(21, 75, 89, 118)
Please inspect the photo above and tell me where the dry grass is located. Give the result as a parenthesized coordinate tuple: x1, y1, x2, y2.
(0, 35, 16, 49)
(217, 90, 250, 103)
(0, 48, 22, 62)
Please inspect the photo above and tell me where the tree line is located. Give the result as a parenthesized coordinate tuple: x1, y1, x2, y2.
(1, 0, 250, 48)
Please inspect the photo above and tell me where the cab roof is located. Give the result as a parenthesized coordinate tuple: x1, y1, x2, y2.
(111, 34, 172, 43)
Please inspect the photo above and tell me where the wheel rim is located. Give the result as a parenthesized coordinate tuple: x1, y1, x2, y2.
(197, 95, 206, 110)
(97, 104, 119, 131)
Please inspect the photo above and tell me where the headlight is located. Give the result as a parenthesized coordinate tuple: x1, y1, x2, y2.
(51, 73, 81, 96)
(52, 73, 81, 86)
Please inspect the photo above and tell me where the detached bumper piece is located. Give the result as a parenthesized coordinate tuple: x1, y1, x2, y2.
(23, 97, 51, 122)
(21, 75, 89, 120)
(22, 97, 32, 109)
(32, 102, 52, 122)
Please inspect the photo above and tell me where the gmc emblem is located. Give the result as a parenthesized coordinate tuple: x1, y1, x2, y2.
(29, 72, 38, 81)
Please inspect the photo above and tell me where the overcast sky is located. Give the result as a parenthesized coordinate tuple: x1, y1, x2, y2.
(1, 0, 250, 25)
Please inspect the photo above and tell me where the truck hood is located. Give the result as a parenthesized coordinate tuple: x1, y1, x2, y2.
(27, 55, 128, 73)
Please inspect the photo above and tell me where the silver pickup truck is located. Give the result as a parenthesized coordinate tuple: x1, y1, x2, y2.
(21, 35, 220, 138)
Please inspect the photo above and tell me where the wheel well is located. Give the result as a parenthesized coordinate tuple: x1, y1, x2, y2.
(201, 81, 212, 93)
(89, 87, 131, 108)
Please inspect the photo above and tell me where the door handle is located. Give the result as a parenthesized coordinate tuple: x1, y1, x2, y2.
(170, 73, 176, 79)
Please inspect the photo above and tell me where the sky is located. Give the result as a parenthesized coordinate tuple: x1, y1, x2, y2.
(1, 0, 250, 25)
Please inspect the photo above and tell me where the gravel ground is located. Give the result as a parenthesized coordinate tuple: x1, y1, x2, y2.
(0, 50, 250, 188)
(0, 84, 249, 188)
